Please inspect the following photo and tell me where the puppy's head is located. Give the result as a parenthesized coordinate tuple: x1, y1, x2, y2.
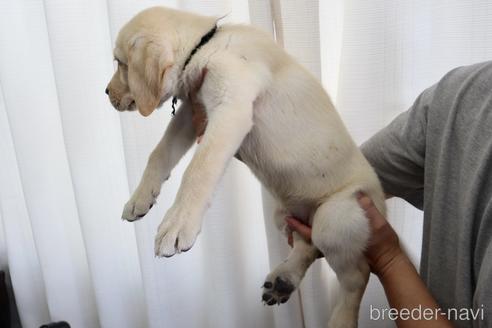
(106, 8, 176, 116)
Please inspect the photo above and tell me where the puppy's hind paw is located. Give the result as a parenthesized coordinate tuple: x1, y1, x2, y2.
(261, 276, 295, 306)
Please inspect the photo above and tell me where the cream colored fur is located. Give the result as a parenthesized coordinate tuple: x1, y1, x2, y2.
(106, 7, 386, 328)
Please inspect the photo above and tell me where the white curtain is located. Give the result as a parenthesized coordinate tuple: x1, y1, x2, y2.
(1, 1, 492, 327)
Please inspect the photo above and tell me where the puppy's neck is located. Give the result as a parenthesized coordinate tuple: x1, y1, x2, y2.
(175, 21, 217, 65)
(169, 19, 218, 101)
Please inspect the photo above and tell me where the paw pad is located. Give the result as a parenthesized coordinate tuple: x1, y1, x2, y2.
(262, 276, 295, 306)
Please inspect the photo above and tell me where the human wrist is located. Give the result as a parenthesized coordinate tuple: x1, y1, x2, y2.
(372, 247, 410, 279)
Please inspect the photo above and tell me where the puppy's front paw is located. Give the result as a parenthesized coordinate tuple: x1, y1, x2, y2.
(154, 207, 201, 257)
(122, 182, 160, 221)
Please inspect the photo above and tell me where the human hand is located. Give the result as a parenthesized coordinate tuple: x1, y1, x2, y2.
(191, 102, 207, 143)
(285, 194, 405, 277)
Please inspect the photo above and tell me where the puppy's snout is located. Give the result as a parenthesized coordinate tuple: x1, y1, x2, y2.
(105, 87, 109, 95)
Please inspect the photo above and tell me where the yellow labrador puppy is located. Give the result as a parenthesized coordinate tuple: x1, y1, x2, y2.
(106, 7, 386, 328)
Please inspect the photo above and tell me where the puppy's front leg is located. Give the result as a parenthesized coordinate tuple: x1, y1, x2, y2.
(122, 102, 196, 221)
(154, 102, 253, 257)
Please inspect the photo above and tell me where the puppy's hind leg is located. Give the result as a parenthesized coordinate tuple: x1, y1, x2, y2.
(262, 206, 319, 305)
(311, 190, 373, 328)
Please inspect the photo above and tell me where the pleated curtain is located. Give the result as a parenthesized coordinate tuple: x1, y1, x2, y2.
(2, 1, 492, 327)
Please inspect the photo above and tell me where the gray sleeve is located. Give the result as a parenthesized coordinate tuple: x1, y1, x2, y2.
(360, 85, 436, 209)
(474, 251, 492, 327)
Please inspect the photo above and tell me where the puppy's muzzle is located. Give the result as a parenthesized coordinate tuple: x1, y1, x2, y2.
(106, 88, 136, 112)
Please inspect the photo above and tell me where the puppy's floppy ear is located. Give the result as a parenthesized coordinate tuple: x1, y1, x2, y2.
(128, 35, 174, 117)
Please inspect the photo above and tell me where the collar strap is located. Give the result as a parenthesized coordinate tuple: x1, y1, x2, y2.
(171, 25, 218, 115)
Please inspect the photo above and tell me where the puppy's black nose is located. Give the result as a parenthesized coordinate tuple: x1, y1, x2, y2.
(105, 87, 109, 95)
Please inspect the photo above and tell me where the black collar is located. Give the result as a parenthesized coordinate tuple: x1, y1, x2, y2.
(171, 25, 218, 114)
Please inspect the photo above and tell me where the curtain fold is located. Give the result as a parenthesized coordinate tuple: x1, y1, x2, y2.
(41, 1, 148, 327)
(0, 1, 100, 327)
(0, 81, 50, 327)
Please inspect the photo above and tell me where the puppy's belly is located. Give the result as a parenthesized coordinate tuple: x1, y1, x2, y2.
(237, 136, 341, 218)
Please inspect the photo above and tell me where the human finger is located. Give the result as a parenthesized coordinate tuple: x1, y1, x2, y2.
(288, 232, 293, 247)
(285, 217, 312, 242)
(357, 193, 387, 230)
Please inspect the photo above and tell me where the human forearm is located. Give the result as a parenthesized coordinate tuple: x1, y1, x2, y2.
(376, 251, 452, 327)
(358, 193, 452, 327)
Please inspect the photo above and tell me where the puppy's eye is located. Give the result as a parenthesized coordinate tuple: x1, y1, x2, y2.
(113, 58, 127, 70)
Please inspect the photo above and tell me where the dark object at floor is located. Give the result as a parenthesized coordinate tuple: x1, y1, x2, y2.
(40, 321, 71, 328)
(0, 271, 11, 328)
